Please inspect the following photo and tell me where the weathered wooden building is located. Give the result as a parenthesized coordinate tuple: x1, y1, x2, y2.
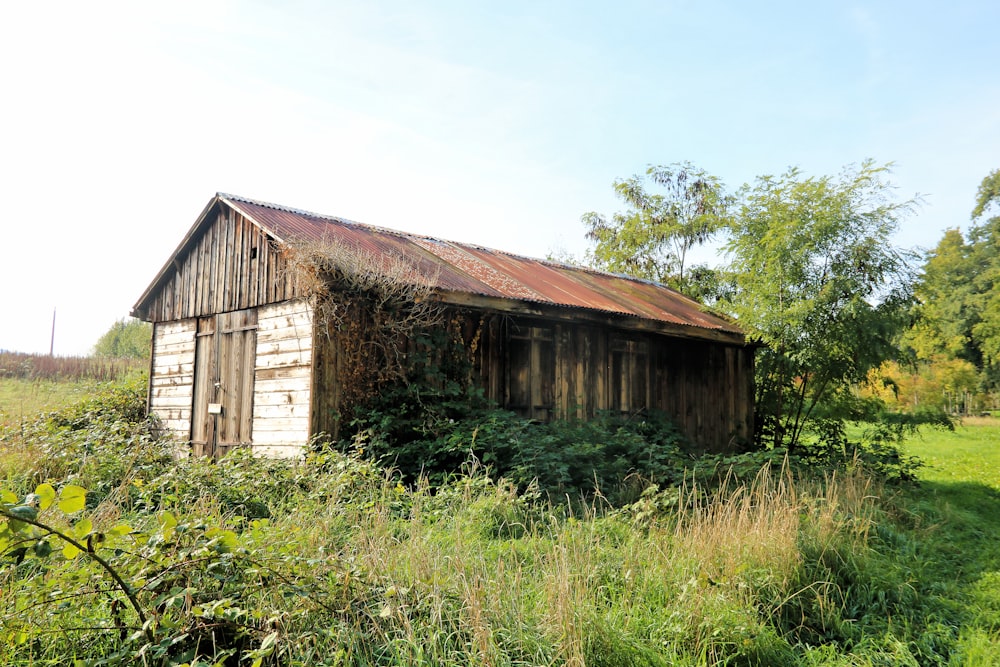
(132, 194, 754, 458)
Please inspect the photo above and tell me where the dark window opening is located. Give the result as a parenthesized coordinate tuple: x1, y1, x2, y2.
(507, 325, 555, 421)
(610, 336, 649, 415)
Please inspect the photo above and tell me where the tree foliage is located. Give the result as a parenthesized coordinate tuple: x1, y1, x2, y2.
(720, 161, 918, 450)
(92, 318, 151, 359)
(971, 168, 1000, 220)
(581, 162, 730, 296)
(905, 228, 979, 361)
(582, 160, 920, 452)
(902, 168, 1000, 404)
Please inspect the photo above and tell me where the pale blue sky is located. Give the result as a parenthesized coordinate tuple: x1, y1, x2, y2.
(1, 1, 997, 354)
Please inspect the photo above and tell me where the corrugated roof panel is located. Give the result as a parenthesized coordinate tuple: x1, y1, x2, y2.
(225, 196, 507, 298)
(457, 244, 740, 333)
(220, 194, 742, 337)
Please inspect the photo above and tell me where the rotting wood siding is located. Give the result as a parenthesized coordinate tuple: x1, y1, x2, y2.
(553, 322, 751, 451)
(313, 306, 753, 453)
(135, 206, 302, 323)
(149, 319, 196, 440)
(251, 299, 314, 458)
(498, 318, 752, 450)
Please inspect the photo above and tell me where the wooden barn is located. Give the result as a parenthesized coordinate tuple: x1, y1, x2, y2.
(132, 193, 754, 458)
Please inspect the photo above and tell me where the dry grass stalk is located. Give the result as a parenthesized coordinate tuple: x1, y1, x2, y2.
(0, 352, 145, 382)
(674, 464, 802, 585)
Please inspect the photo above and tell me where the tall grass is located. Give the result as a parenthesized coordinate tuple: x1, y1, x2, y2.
(2, 384, 997, 665)
(0, 351, 145, 382)
(0, 352, 147, 433)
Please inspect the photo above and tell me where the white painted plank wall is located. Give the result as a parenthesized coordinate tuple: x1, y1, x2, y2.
(252, 299, 313, 458)
(149, 319, 196, 440)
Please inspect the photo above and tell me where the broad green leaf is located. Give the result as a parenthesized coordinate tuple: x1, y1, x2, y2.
(62, 541, 82, 559)
(1, 490, 17, 504)
(206, 528, 238, 553)
(34, 483, 56, 510)
(158, 511, 177, 539)
(259, 630, 278, 651)
(8, 505, 38, 522)
(58, 485, 87, 514)
(73, 518, 93, 539)
(34, 539, 52, 558)
(108, 523, 132, 538)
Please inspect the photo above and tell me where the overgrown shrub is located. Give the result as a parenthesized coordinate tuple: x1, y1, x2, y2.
(4, 365, 993, 665)
(346, 386, 694, 504)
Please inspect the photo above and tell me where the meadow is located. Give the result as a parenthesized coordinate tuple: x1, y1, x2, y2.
(0, 376, 997, 666)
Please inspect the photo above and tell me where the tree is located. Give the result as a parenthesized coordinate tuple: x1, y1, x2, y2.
(719, 161, 918, 451)
(905, 169, 1000, 402)
(93, 318, 152, 359)
(971, 168, 1000, 220)
(905, 228, 979, 362)
(968, 172, 1000, 380)
(582, 160, 918, 451)
(581, 162, 730, 296)
(892, 170, 1000, 410)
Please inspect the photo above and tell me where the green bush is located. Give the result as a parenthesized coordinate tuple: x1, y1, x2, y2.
(346, 392, 693, 504)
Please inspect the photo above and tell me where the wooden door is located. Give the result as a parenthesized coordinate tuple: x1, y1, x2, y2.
(191, 309, 258, 458)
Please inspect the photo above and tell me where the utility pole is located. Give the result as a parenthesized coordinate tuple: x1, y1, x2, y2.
(50, 308, 56, 356)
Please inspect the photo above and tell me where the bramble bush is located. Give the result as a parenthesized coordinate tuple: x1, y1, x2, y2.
(346, 384, 694, 504)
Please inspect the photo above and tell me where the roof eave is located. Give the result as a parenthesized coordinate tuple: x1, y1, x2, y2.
(432, 289, 747, 346)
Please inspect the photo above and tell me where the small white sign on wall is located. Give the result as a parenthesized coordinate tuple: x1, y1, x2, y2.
(207, 403, 223, 415)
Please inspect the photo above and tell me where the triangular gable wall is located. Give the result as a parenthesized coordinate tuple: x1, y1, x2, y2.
(133, 198, 302, 322)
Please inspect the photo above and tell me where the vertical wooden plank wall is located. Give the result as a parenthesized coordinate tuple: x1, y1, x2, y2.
(251, 299, 314, 457)
(149, 320, 196, 441)
(137, 207, 300, 323)
(492, 317, 752, 452)
(649, 338, 753, 452)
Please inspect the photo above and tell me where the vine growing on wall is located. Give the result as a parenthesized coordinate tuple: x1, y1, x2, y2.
(284, 238, 471, 419)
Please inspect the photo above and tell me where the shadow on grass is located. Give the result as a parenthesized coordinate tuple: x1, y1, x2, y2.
(903, 480, 1000, 579)
(895, 479, 1000, 657)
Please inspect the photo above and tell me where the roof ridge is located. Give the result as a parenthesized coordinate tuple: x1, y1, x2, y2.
(218, 192, 368, 229)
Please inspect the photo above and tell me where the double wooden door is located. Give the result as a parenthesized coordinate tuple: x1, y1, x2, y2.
(192, 309, 257, 458)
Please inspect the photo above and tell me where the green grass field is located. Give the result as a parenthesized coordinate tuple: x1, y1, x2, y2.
(900, 418, 1000, 665)
(0, 377, 99, 426)
(904, 417, 1000, 488)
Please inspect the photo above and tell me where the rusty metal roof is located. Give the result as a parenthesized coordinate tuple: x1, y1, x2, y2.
(219, 193, 743, 340)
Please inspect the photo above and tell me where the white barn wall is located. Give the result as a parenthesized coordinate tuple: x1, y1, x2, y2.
(252, 298, 314, 458)
(149, 319, 196, 440)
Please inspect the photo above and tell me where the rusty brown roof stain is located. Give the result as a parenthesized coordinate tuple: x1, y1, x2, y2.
(221, 193, 742, 336)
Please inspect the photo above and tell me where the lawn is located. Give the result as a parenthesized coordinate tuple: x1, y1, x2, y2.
(899, 417, 1000, 665)
(0, 377, 99, 427)
(903, 417, 1000, 488)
